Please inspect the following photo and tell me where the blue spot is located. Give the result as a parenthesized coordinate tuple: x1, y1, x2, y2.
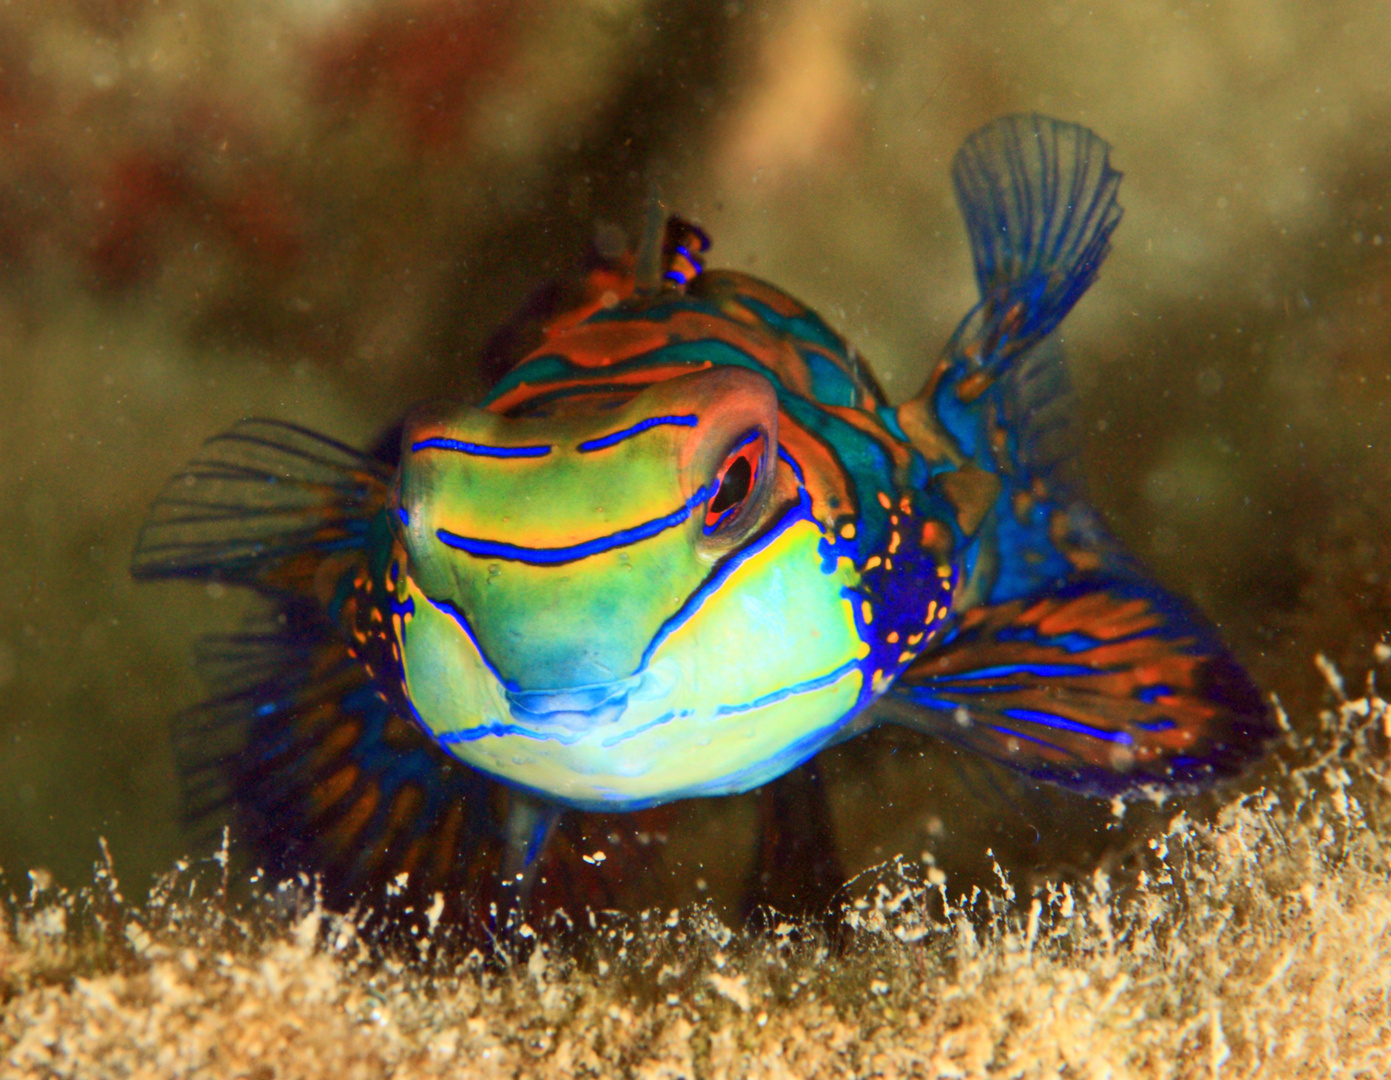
(578, 414, 699, 453)
(1136, 683, 1174, 703)
(411, 437, 551, 458)
(397, 506, 409, 526)
(1136, 717, 1177, 732)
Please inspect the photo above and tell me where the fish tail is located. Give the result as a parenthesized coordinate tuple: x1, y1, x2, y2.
(131, 419, 392, 597)
(909, 114, 1122, 459)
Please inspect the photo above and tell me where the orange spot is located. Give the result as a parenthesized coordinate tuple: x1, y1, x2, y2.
(312, 765, 359, 817)
(312, 719, 364, 770)
(864, 555, 882, 571)
(888, 531, 901, 554)
(920, 519, 950, 551)
(957, 370, 994, 403)
(926, 601, 938, 623)
(325, 786, 381, 855)
(387, 784, 424, 834)
(840, 523, 856, 540)
(432, 803, 465, 880)
(877, 491, 892, 510)
(887, 631, 900, 644)
(861, 600, 874, 625)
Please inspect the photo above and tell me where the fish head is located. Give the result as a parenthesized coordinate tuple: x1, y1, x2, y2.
(388, 364, 868, 809)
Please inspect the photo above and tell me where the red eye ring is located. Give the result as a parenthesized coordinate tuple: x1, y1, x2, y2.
(704, 432, 763, 533)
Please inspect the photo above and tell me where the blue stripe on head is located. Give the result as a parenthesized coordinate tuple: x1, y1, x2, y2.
(578, 414, 699, 453)
(436, 484, 714, 566)
(412, 437, 551, 458)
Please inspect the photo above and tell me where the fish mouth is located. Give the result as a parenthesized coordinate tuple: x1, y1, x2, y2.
(503, 662, 679, 737)
(506, 681, 633, 734)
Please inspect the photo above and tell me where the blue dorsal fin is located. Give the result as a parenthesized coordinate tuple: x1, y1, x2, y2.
(996, 334, 1082, 494)
(910, 115, 1121, 478)
(950, 113, 1122, 373)
(929, 112, 1123, 417)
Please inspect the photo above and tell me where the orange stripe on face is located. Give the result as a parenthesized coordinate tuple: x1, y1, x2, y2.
(485, 364, 711, 414)
(721, 274, 809, 319)
(777, 413, 855, 524)
(821, 403, 912, 470)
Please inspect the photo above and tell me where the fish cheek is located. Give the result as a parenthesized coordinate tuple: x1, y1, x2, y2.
(651, 517, 867, 725)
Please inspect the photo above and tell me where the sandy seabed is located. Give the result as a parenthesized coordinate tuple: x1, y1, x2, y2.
(4, 654, 1389, 1079)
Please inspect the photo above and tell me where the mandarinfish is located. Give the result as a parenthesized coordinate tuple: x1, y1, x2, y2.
(133, 114, 1274, 923)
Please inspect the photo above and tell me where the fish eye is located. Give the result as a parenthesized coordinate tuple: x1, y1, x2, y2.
(703, 432, 763, 533)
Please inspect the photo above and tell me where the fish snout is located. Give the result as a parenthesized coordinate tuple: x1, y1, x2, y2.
(503, 662, 680, 736)
(505, 679, 634, 734)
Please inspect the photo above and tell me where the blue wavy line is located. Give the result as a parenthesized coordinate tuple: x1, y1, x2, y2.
(411, 437, 551, 458)
(578, 414, 698, 453)
(436, 483, 713, 566)
(713, 656, 861, 717)
(638, 487, 816, 670)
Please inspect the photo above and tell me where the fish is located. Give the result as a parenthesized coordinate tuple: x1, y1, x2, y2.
(132, 114, 1275, 925)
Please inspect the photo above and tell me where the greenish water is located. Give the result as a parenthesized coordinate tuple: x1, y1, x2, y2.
(2, 0, 1389, 920)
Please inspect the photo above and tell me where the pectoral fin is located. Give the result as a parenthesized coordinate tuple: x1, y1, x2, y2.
(882, 576, 1275, 796)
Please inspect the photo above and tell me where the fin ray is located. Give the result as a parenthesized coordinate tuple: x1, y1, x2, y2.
(951, 112, 1123, 369)
(176, 600, 506, 915)
(131, 419, 390, 595)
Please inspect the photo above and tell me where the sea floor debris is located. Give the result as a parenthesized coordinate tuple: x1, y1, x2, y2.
(3, 655, 1390, 1079)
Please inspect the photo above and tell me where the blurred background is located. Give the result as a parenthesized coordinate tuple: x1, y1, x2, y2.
(2, 0, 1390, 913)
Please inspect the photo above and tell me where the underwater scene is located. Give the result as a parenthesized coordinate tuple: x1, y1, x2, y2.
(2, 0, 1390, 1075)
